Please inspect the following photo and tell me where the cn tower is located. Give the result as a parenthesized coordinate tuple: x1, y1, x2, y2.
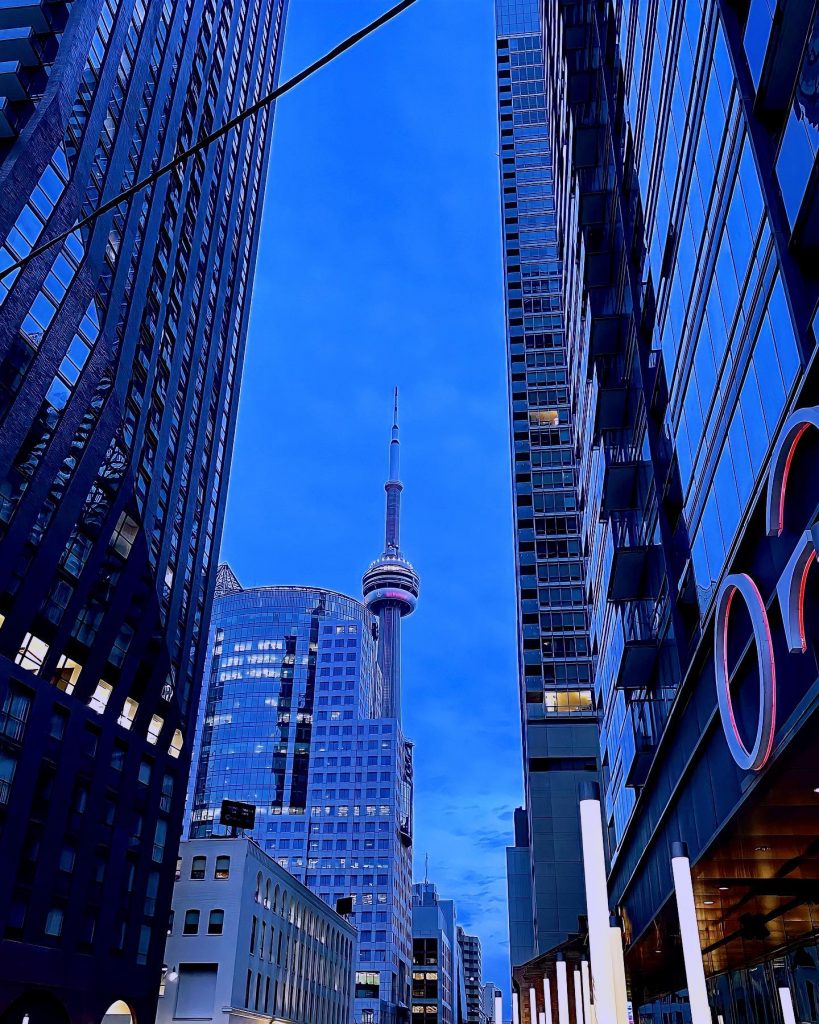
(362, 388, 420, 720)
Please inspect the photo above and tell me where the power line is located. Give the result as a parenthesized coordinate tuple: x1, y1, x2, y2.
(0, 0, 420, 283)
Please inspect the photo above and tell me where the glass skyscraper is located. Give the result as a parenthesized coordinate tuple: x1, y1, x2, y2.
(189, 408, 418, 1024)
(496, 0, 600, 970)
(508, 0, 819, 1017)
(0, 0, 287, 1020)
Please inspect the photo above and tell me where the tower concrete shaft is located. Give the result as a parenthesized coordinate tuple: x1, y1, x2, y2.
(362, 389, 420, 720)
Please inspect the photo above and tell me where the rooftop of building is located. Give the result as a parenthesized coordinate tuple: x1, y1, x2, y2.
(213, 562, 370, 615)
(176, 836, 357, 937)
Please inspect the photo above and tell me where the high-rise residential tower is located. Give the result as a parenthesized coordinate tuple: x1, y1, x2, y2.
(495, 0, 599, 972)
(458, 927, 484, 1024)
(189, 409, 418, 1024)
(0, 0, 287, 1020)
(411, 881, 467, 1024)
(518, 0, 819, 1017)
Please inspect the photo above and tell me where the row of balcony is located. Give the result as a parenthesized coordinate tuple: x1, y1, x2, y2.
(556, 0, 696, 793)
(0, 0, 69, 141)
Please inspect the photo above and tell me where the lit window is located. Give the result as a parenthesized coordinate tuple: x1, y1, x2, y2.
(88, 680, 113, 715)
(543, 689, 593, 713)
(118, 697, 138, 730)
(111, 512, 139, 558)
(52, 655, 81, 694)
(168, 728, 183, 758)
(16, 633, 49, 672)
(147, 714, 164, 745)
(215, 856, 230, 880)
(529, 408, 559, 426)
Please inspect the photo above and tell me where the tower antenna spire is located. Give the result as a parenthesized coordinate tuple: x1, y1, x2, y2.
(389, 385, 400, 483)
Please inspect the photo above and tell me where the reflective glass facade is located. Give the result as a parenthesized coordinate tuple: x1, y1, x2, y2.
(190, 578, 413, 1024)
(496, 0, 600, 968)
(0, 0, 287, 1019)
(534, 0, 819, 1013)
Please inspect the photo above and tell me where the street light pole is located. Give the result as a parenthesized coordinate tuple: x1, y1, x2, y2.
(579, 782, 619, 1024)
(670, 842, 711, 1024)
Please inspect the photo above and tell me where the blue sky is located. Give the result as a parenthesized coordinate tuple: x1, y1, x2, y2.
(220, 0, 521, 996)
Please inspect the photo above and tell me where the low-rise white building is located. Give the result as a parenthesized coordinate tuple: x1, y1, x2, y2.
(157, 838, 355, 1024)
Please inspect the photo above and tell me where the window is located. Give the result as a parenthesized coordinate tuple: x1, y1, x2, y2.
(214, 855, 230, 879)
(88, 680, 113, 715)
(183, 909, 200, 935)
(111, 511, 139, 557)
(413, 971, 439, 999)
(0, 752, 16, 805)
(152, 819, 167, 863)
(0, 686, 32, 742)
(250, 915, 257, 953)
(49, 707, 67, 740)
(16, 633, 48, 672)
(52, 655, 82, 694)
(44, 908, 64, 937)
(147, 714, 164, 744)
(190, 856, 206, 880)
(117, 697, 138, 730)
(543, 689, 593, 714)
(169, 728, 183, 758)
(355, 972, 380, 999)
(413, 938, 438, 966)
(208, 909, 224, 935)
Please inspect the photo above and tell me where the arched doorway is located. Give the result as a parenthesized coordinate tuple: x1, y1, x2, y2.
(0, 992, 71, 1024)
(101, 1001, 135, 1024)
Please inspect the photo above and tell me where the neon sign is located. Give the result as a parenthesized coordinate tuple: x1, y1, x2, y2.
(713, 406, 819, 771)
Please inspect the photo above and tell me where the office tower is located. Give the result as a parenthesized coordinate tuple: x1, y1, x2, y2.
(495, 0, 599, 970)
(411, 881, 467, 1024)
(157, 838, 355, 1024)
(530, 0, 819, 1016)
(458, 927, 483, 1023)
(189, 410, 418, 1024)
(0, 0, 287, 1020)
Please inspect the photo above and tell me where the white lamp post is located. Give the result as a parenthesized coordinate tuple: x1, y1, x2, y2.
(574, 968, 585, 1024)
(671, 842, 711, 1024)
(579, 782, 619, 1024)
(530, 986, 539, 1024)
(580, 959, 593, 1024)
(556, 956, 571, 1024)
(543, 976, 553, 1024)
(513, 991, 521, 1024)
(778, 985, 797, 1024)
(495, 993, 503, 1024)
(609, 916, 629, 1024)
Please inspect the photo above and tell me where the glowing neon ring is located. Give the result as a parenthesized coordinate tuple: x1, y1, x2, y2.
(714, 573, 776, 771)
